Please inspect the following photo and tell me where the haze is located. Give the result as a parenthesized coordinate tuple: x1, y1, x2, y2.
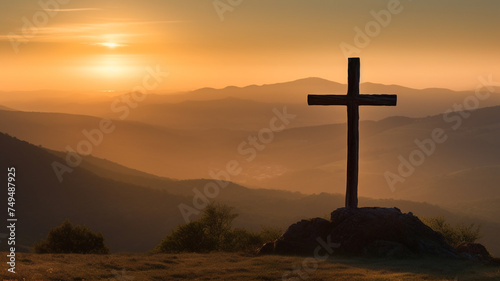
(1, 0, 500, 259)
(1, 0, 499, 92)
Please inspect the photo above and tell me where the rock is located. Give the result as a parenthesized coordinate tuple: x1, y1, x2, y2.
(260, 218, 332, 256)
(456, 242, 493, 263)
(258, 207, 458, 258)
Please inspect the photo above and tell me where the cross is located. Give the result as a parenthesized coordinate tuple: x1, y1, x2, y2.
(308, 57, 397, 209)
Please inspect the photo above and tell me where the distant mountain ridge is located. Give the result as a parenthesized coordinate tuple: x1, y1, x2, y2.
(1, 78, 499, 128)
(1, 78, 499, 255)
(2, 132, 500, 255)
(1, 105, 500, 207)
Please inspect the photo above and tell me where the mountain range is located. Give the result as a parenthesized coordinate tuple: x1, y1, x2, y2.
(0, 102, 498, 208)
(1, 132, 499, 256)
(0, 77, 499, 255)
(2, 78, 500, 130)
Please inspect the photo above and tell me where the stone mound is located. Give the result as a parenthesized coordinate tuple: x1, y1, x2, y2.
(456, 242, 493, 263)
(259, 207, 458, 258)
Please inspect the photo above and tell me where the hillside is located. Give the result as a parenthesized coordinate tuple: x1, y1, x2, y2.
(0, 104, 14, 111)
(1, 133, 499, 256)
(0, 133, 188, 252)
(1, 252, 498, 281)
(1, 105, 499, 206)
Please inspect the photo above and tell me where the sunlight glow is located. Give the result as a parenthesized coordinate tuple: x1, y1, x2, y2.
(72, 54, 148, 91)
(96, 42, 124, 49)
(94, 55, 131, 76)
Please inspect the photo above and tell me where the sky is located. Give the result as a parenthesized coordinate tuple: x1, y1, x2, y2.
(0, 0, 499, 93)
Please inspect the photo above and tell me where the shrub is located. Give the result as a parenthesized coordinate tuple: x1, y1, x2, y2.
(200, 202, 238, 251)
(155, 202, 283, 253)
(34, 220, 109, 254)
(258, 226, 283, 243)
(227, 226, 283, 252)
(155, 221, 210, 253)
(421, 216, 481, 247)
(224, 228, 262, 252)
(156, 202, 238, 253)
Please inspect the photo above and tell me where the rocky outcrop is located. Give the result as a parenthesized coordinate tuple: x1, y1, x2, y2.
(259, 207, 458, 258)
(456, 242, 493, 263)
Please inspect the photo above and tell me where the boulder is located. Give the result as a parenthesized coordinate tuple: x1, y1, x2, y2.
(259, 207, 458, 258)
(456, 242, 493, 263)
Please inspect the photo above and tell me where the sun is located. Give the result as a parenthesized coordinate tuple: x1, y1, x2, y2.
(96, 42, 123, 49)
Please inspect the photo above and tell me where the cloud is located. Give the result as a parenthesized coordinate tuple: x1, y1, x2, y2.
(43, 8, 102, 12)
(0, 20, 182, 43)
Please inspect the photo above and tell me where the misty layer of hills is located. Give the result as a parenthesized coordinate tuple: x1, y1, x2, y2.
(0, 78, 499, 255)
(1, 133, 499, 256)
(2, 78, 500, 130)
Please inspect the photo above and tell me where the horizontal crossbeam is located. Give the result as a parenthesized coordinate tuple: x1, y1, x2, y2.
(308, 94, 397, 106)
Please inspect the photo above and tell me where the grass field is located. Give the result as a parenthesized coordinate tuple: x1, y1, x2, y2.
(1, 252, 499, 280)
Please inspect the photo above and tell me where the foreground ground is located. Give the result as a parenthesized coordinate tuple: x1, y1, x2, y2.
(1, 252, 499, 280)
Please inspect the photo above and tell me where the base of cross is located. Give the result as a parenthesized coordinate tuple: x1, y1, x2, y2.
(258, 207, 493, 262)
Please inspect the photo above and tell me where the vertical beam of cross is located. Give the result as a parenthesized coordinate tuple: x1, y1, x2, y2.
(308, 58, 397, 209)
(346, 58, 360, 209)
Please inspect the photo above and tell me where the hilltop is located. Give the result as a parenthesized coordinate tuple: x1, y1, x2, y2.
(1, 252, 498, 280)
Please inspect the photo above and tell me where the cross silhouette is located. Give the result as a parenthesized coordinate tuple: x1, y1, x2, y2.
(308, 57, 397, 208)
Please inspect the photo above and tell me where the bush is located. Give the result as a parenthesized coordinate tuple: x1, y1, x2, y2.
(258, 226, 283, 243)
(226, 226, 283, 252)
(34, 220, 109, 254)
(155, 221, 209, 253)
(156, 203, 238, 253)
(224, 228, 262, 252)
(421, 216, 481, 247)
(200, 202, 238, 251)
(155, 202, 283, 253)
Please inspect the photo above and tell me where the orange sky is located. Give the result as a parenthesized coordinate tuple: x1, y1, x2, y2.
(0, 0, 499, 93)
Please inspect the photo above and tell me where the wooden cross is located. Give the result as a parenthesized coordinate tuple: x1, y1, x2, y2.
(308, 57, 397, 209)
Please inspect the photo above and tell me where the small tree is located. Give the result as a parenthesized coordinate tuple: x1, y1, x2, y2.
(155, 221, 209, 253)
(421, 216, 481, 247)
(224, 228, 261, 252)
(34, 220, 109, 254)
(258, 225, 283, 243)
(156, 202, 238, 253)
(200, 203, 238, 251)
(156, 202, 282, 253)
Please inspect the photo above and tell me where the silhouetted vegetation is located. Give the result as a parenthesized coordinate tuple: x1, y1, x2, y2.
(34, 220, 109, 254)
(421, 216, 481, 247)
(155, 202, 282, 253)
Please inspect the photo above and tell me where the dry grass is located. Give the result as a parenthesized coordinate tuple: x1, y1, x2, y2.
(1, 252, 499, 280)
